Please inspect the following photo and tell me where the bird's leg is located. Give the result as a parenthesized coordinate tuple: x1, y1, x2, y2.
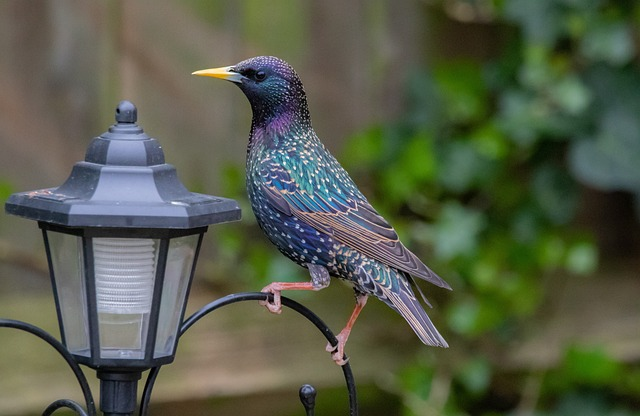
(326, 292, 368, 366)
(260, 263, 331, 314)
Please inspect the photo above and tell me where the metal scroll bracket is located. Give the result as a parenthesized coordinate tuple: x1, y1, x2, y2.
(140, 292, 358, 416)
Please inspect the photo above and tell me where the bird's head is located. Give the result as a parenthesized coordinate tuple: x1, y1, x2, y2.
(193, 56, 310, 128)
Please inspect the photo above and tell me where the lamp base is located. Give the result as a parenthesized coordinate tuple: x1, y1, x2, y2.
(97, 370, 142, 416)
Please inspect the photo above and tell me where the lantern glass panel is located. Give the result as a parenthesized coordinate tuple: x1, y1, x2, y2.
(154, 234, 200, 358)
(47, 231, 90, 356)
(93, 237, 159, 359)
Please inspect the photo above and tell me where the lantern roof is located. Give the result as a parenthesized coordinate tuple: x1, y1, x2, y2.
(5, 100, 241, 229)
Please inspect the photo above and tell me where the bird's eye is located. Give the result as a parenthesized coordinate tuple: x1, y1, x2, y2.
(255, 70, 267, 81)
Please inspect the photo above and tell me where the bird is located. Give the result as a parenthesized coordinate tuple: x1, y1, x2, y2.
(193, 56, 451, 365)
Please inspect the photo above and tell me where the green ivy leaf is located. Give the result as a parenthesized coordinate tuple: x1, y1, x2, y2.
(569, 110, 640, 191)
(456, 357, 492, 396)
(431, 202, 486, 260)
(433, 61, 488, 124)
(549, 75, 592, 115)
(564, 240, 598, 275)
(446, 296, 480, 335)
(580, 21, 634, 65)
(446, 295, 504, 335)
(532, 164, 579, 225)
(439, 137, 499, 193)
(342, 126, 385, 170)
(470, 123, 510, 160)
(400, 132, 438, 183)
(0, 180, 14, 204)
(560, 345, 623, 387)
(536, 233, 566, 269)
(504, 0, 563, 46)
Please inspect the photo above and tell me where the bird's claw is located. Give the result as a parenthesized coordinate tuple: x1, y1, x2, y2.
(259, 284, 283, 314)
(260, 299, 282, 314)
(326, 332, 349, 366)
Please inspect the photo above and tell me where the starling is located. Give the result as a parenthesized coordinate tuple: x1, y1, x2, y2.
(194, 56, 451, 365)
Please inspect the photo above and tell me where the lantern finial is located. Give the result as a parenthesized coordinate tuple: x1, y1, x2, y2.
(115, 100, 137, 124)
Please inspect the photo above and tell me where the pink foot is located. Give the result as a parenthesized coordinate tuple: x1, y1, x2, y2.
(326, 330, 350, 366)
(259, 283, 283, 314)
(259, 281, 318, 315)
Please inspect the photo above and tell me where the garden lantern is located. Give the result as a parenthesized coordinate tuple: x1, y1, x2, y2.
(5, 100, 240, 370)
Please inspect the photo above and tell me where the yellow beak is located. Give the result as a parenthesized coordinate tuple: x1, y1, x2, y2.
(192, 66, 245, 83)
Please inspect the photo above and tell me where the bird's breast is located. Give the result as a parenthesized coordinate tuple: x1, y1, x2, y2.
(249, 188, 335, 266)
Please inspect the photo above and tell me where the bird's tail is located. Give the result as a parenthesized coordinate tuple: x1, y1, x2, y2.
(383, 277, 448, 348)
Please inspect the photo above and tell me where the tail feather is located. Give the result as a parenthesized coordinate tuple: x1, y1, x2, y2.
(384, 281, 448, 348)
(355, 260, 448, 347)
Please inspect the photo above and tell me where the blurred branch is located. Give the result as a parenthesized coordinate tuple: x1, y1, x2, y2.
(515, 371, 543, 416)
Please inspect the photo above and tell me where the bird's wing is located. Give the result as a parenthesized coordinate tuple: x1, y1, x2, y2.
(260, 160, 451, 289)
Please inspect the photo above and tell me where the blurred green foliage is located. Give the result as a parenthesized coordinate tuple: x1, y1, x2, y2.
(210, 0, 639, 414)
(0, 181, 14, 203)
(538, 345, 640, 415)
(369, 0, 639, 414)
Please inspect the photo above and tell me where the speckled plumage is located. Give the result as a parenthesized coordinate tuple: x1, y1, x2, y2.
(196, 56, 451, 353)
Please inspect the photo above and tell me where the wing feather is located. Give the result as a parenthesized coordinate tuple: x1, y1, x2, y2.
(259, 160, 451, 289)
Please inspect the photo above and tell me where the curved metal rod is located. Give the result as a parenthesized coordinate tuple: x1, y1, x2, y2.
(140, 292, 358, 416)
(0, 319, 97, 416)
(42, 399, 89, 416)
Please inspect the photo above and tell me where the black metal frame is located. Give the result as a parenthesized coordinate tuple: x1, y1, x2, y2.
(0, 292, 358, 415)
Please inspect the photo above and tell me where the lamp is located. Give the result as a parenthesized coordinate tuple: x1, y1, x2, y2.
(5, 100, 241, 414)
